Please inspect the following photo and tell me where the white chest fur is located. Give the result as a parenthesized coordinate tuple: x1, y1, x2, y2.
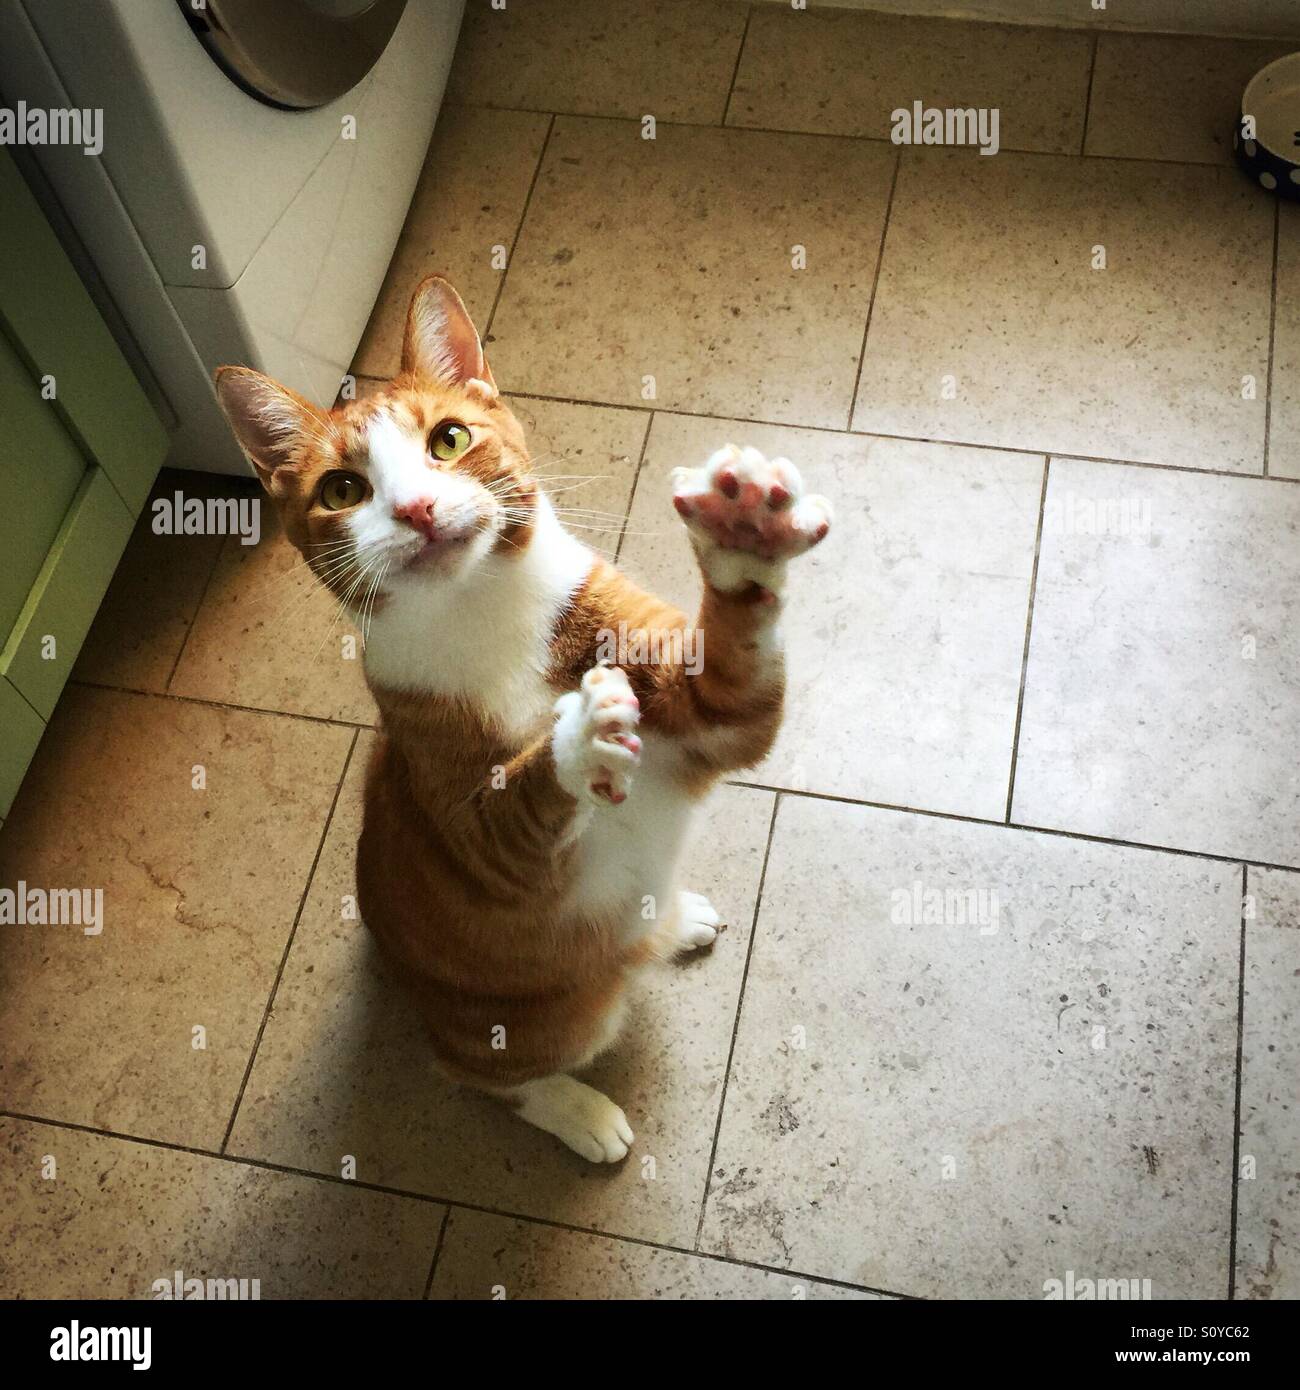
(363, 499, 696, 935)
(362, 498, 592, 742)
(565, 736, 696, 935)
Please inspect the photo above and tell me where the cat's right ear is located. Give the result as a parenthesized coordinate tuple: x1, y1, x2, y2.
(402, 275, 495, 388)
(214, 366, 327, 496)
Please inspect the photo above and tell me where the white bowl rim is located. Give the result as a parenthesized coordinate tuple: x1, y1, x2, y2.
(1240, 51, 1300, 165)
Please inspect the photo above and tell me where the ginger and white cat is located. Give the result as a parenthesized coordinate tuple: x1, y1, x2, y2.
(216, 277, 832, 1162)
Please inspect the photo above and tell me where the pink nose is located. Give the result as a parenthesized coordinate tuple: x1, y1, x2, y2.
(395, 498, 438, 540)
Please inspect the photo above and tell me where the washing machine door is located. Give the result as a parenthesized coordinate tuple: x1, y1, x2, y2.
(178, 0, 409, 109)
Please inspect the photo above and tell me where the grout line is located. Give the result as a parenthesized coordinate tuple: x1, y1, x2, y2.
(163, 530, 230, 693)
(1003, 457, 1050, 823)
(613, 411, 655, 565)
(500, 392, 1295, 486)
(719, 4, 753, 128)
(440, 101, 1258, 170)
(219, 728, 361, 1153)
(484, 113, 555, 341)
(1227, 862, 1249, 1300)
(847, 146, 903, 431)
(0, 1106, 915, 1301)
(423, 1206, 453, 1300)
(1263, 199, 1280, 477)
(725, 778, 1300, 875)
(1078, 31, 1099, 157)
(70, 678, 375, 734)
(692, 791, 782, 1253)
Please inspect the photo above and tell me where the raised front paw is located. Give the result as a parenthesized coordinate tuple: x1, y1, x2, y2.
(552, 664, 641, 806)
(671, 445, 832, 595)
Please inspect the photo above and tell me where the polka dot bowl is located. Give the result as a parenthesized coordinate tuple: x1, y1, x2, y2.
(1235, 52, 1300, 200)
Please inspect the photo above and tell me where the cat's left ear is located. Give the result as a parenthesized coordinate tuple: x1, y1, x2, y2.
(402, 275, 497, 391)
(214, 367, 328, 496)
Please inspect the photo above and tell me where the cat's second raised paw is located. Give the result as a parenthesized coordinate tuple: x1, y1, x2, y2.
(671, 445, 832, 597)
(552, 664, 641, 806)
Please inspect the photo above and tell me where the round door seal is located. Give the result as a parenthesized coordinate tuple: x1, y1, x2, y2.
(176, 0, 409, 110)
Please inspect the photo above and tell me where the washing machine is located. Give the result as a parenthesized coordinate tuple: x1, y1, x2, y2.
(0, 0, 464, 473)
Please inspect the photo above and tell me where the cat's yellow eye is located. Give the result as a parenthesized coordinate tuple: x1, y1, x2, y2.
(429, 420, 472, 462)
(318, 472, 367, 511)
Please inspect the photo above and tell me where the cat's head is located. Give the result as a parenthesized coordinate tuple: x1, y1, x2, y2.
(215, 276, 536, 602)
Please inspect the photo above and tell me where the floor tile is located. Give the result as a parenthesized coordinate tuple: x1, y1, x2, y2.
(352, 106, 551, 381)
(169, 509, 376, 725)
(618, 414, 1042, 820)
(700, 796, 1240, 1298)
(429, 1209, 880, 1300)
(854, 150, 1272, 472)
(446, 0, 748, 123)
(489, 117, 896, 428)
(1272, 203, 1300, 480)
(73, 469, 239, 695)
(503, 395, 647, 559)
(0, 1117, 442, 1299)
(730, 7, 1091, 154)
(1085, 33, 1292, 166)
(1012, 459, 1300, 865)
(0, 687, 352, 1148)
(228, 731, 773, 1248)
(1237, 867, 1300, 1300)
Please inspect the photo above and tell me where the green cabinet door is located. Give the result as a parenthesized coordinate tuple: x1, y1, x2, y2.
(0, 149, 169, 816)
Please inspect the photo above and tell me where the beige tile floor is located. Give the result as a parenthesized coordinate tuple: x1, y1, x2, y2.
(3, 0, 1298, 1301)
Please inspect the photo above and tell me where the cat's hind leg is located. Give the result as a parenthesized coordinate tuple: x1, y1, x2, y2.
(635, 890, 723, 962)
(504, 1074, 634, 1163)
(667, 890, 722, 953)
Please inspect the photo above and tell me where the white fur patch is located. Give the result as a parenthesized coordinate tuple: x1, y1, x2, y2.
(510, 1073, 633, 1163)
(563, 734, 696, 936)
(363, 491, 594, 742)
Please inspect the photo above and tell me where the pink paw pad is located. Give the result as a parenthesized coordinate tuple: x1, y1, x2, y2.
(670, 445, 832, 562)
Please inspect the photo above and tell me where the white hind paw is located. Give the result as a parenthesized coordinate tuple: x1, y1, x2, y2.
(514, 1074, 634, 1163)
(673, 890, 722, 950)
(671, 445, 832, 597)
(552, 664, 641, 806)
